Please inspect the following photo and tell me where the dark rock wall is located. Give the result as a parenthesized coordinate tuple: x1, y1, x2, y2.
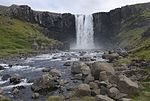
(5, 5, 76, 44)
(93, 3, 150, 48)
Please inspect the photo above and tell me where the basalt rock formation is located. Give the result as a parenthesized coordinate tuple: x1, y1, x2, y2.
(0, 2, 150, 50)
(93, 2, 150, 48)
(0, 4, 76, 44)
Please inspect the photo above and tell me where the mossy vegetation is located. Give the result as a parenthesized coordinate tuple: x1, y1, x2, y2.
(0, 15, 62, 58)
(116, 7, 150, 101)
(117, 7, 150, 61)
(0, 96, 10, 101)
(132, 82, 150, 101)
(47, 96, 95, 101)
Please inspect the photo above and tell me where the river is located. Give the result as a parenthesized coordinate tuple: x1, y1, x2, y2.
(0, 50, 105, 101)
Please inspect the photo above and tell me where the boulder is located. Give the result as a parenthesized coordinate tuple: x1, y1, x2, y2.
(32, 93, 40, 99)
(0, 65, 5, 70)
(91, 89, 100, 96)
(91, 62, 115, 80)
(109, 74, 139, 95)
(84, 74, 95, 83)
(1, 74, 11, 81)
(74, 74, 82, 80)
(71, 61, 86, 74)
(89, 82, 99, 90)
(99, 71, 108, 81)
(81, 65, 91, 76)
(100, 85, 109, 95)
(75, 84, 91, 96)
(71, 61, 90, 75)
(95, 95, 114, 101)
(10, 74, 22, 84)
(114, 93, 128, 100)
(98, 81, 108, 87)
(12, 88, 19, 95)
(59, 79, 68, 86)
(31, 74, 59, 92)
(108, 87, 120, 98)
(42, 68, 51, 72)
(80, 57, 91, 62)
(102, 53, 119, 62)
(49, 69, 62, 77)
(63, 61, 72, 66)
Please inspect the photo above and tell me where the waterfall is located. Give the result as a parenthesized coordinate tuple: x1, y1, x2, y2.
(74, 14, 95, 49)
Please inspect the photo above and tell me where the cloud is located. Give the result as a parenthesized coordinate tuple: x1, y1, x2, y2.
(0, 0, 150, 14)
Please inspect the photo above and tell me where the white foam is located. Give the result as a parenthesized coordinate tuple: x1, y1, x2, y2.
(25, 54, 55, 63)
(1, 79, 33, 90)
(2, 82, 33, 90)
(0, 63, 9, 69)
(7, 65, 32, 71)
(0, 80, 9, 85)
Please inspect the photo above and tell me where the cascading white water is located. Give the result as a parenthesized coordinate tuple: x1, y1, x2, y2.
(74, 14, 95, 49)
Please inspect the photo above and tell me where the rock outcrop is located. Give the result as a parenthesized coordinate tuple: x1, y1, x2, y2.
(109, 73, 139, 96)
(93, 2, 150, 48)
(0, 4, 76, 45)
(31, 74, 59, 92)
(91, 62, 115, 80)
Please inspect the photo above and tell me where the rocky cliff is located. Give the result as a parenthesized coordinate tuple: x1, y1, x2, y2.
(93, 2, 150, 48)
(0, 4, 76, 45)
(0, 3, 150, 50)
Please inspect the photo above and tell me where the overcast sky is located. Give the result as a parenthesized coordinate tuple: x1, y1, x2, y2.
(0, 0, 150, 14)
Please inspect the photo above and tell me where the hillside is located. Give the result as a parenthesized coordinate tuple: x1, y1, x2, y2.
(117, 3, 150, 60)
(0, 15, 62, 58)
(93, 2, 150, 60)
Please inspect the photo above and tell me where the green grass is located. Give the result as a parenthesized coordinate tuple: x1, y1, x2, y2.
(117, 8, 150, 99)
(132, 82, 150, 101)
(118, 27, 146, 48)
(0, 15, 61, 58)
(117, 8, 150, 60)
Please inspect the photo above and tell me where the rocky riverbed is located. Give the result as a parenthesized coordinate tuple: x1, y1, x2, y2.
(0, 50, 149, 101)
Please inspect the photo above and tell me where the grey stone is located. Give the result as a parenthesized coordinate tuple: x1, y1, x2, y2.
(95, 95, 114, 101)
(32, 93, 40, 99)
(12, 88, 19, 95)
(75, 84, 91, 96)
(74, 74, 82, 80)
(91, 62, 115, 80)
(109, 74, 139, 96)
(31, 74, 59, 92)
(108, 87, 120, 98)
(10, 74, 22, 84)
(49, 69, 62, 77)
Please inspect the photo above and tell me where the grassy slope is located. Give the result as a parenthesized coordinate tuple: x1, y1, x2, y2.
(0, 15, 61, 58)
(117, 4, 150, 61)
(116, 4, 150, 101)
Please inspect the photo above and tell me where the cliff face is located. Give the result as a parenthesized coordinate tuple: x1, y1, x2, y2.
(93, 2, 150, 48)
(2, 5, 76, 44)
(0, 3, 150, 50)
